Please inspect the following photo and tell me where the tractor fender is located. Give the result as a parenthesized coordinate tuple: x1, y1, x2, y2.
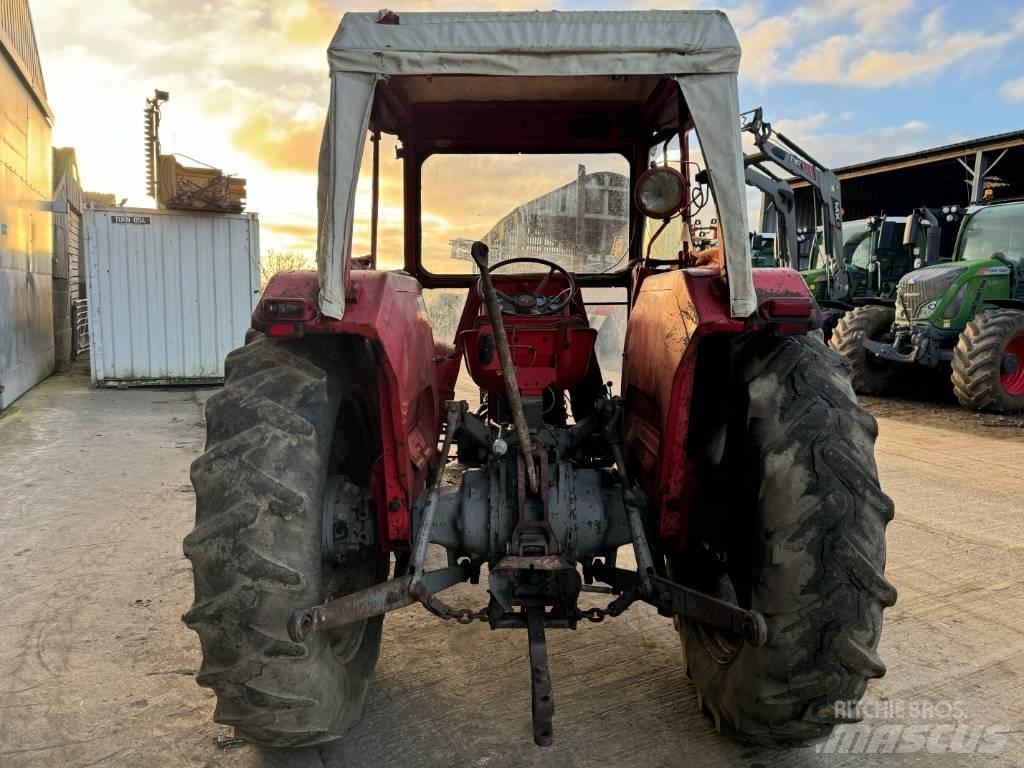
(622, 267, 816, 551)
(253, 270, 441, 550)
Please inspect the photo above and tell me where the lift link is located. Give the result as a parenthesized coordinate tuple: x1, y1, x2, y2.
(287, 563, 470, 642)
(587, 562, 768, 647)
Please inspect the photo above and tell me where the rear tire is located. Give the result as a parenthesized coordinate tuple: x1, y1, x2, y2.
(183, 335, 387, 747)
(832, 305, 899, 394)
(819, 308, 845, 346)
(952, 308, 1024, 413)
(675, 335, 896, 747)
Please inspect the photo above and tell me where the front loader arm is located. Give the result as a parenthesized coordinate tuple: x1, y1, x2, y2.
(742, 107, 846, 299)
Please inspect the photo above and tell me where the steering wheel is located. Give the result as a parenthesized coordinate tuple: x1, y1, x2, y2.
(477, 257, 577, 316)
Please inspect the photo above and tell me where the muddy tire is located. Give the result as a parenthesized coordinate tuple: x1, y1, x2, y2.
(183, 335, 388, 747)
(675, 334, 896, 747)
(819, 308, 845, 346)
(832, 305, 899, 394)
(952, 308, 1024, 413)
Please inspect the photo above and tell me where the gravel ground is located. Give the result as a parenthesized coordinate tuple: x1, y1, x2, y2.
(0, 363, 1022, 767)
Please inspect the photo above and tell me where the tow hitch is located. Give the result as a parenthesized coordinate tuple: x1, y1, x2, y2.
(287, 544, 768, 746)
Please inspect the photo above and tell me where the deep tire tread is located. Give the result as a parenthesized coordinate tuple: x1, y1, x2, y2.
(682, 335, 895, 747)
(952, 308, 1024, 413)
(184, 335, 381, 747)
(831, 305, 898, 395)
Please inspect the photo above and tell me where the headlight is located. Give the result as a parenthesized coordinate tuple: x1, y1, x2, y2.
(917, 299, 940, 319)
(635, 165, 686, 219)
(942, 283, 969, 319)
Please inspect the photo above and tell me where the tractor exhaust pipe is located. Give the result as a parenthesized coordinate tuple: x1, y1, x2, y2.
(471, 241, 540, 495)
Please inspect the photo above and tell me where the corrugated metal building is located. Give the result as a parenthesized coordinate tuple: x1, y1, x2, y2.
(85, 206, 260, 387)
(0, 0, 53, 410)
(788, 130, 1024, 229)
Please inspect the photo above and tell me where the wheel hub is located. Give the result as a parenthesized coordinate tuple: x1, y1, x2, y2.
(1001, 334, 1024, 396)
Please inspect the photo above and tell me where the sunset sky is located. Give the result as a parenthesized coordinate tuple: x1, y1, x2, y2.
(32, 0, 1024, 270)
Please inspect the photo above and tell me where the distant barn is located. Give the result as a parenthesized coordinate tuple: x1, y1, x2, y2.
(450, 166, 629, 272)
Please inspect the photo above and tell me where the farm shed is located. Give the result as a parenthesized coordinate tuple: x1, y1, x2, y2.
(0, 0, 53, 410)
(85, 206, 260, 387)
(789, 130, 1024, 228)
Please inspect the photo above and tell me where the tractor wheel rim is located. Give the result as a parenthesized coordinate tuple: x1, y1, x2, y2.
(1001, 333, 1024, 397)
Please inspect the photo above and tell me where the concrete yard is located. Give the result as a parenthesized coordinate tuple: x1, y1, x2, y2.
(1, 364, 1023, 767)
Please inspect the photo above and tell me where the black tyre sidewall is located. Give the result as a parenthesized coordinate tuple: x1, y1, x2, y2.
(953, 308, 1024, 413)
(185, 336, 386, 747)
(833, 305, 898, 394)
(677, 334, 895, 746)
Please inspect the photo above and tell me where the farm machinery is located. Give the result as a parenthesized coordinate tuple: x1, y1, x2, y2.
(828, 210, 944, 391)
(183, 10, 895, 752)
(854, 200, 1024, 411)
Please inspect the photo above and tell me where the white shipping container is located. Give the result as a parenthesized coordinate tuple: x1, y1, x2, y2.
(85, 206, 260, 386)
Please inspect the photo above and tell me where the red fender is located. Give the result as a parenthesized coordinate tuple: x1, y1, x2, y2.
(253, 270, 441, 550)
(622, 267, 819, 551)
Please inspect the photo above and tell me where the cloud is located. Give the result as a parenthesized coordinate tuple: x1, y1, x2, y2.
(999, 76, 1024, 103)
(738, 4, 1024, 88)
(264, 221, 318, 239)
(774, 120, 947, 169)
(737, 17, 792, 83)
(786, 35, 859, 84)
(773, 112, 829, 136)
(845, 26, 1007, 85)
(232, 115, 323, 173)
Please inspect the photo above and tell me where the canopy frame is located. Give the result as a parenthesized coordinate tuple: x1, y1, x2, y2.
(316, 10, 755, 319)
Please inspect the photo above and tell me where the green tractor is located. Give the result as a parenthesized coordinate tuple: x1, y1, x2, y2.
(851, 200, 1024, 412)
(802, 213, 933, 346)
(749, 231, 778, 267)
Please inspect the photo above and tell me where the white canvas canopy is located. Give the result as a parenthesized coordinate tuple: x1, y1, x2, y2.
(318, 10, 755, 318)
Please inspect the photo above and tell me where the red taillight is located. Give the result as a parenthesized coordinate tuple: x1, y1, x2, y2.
(764, 298, 814, 318)
(267, 323, 301, 338)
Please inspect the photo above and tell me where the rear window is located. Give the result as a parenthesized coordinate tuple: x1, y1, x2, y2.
(420, 153, 631, 275)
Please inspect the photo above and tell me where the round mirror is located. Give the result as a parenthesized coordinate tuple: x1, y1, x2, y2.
(635, 165, 686, 219)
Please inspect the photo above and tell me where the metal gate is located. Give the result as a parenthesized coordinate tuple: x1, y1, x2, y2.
(66, 206, 89, 356)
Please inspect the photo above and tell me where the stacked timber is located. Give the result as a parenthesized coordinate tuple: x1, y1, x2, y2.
(158, 155, 246, 213)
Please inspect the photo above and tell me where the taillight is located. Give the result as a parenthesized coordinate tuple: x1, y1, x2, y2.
(764, 298, 814, 318)
(267, 323, 302, 338)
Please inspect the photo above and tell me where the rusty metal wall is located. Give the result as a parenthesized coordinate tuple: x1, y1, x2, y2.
(0, 32, 53, 410)
(85, 206, 260, 386)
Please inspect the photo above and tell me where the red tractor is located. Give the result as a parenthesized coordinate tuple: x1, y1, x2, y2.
(184, 9, 895, 752)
